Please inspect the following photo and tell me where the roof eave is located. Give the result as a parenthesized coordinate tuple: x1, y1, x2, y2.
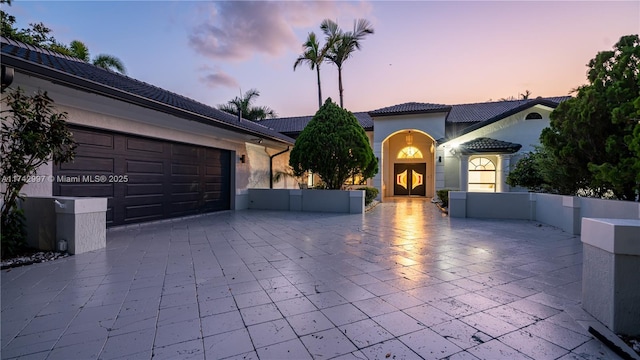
(1, 54, 294, 146)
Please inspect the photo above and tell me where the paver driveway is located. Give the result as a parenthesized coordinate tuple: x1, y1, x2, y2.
(1, 198, 621, 359)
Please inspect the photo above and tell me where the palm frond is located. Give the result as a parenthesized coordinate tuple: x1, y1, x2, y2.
(93, 54, 126, 74)
(69, 40, 90, 62)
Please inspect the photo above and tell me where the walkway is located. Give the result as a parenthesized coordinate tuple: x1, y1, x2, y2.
(1, 199, 621, 359)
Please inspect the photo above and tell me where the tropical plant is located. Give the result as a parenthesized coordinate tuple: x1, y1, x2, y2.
(218, 89, 277, 121)
(499, 90, 532, 101)
(67, 40, 127, 74)
(294, 32, 331, 109)
(320, 18, 374, 108)
(289, 98, 377, 189)
(1, 88, 76, 258)
(540, 34, 640, 200)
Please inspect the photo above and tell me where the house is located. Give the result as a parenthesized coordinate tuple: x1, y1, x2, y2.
(261, 96, 570, 199)
(1, 37, 296, 227)
(1, 35, 570, 228)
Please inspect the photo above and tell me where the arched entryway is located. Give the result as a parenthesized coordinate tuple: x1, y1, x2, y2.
(381, 130, 436, 198)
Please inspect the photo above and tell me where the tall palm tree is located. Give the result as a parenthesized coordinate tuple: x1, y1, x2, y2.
(321, 18, 374, 108)
(68, 40, 126, 74)
(218, 89, 277, 122)
(293, 32, 331, 109)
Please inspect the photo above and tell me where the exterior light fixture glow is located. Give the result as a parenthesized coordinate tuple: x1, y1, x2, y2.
(405, 131, 413, 145)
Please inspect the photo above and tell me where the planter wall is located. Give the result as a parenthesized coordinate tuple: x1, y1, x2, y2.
(248, 189, 364, 214)
(449, 191, 640, 235)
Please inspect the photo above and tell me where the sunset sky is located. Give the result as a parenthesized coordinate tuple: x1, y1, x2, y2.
(8, 1, 640, 117)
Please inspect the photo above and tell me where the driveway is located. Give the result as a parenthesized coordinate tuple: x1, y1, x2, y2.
(1, 199, 620, 359)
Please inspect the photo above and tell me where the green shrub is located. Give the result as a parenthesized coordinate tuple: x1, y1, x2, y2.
(361, 187, 379, 205)
(1, 207, 27, 259)
(436, 189, 454, 208)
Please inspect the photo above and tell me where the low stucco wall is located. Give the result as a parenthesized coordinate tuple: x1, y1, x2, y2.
(465, 192, 535, 220)
(248, 189, 364, 214)
(21, 196, 107, 254)
(581, 218, 640, 335)
(449, 191, 640, 234)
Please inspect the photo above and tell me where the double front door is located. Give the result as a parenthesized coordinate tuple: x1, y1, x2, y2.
(394, 163, 426, 196)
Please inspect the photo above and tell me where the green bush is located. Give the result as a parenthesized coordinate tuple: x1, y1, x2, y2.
(436, 189, 454, 208)
(1, 207, 27, 258)
(289, 98, 377, 189)
(361, 187, 379, 206)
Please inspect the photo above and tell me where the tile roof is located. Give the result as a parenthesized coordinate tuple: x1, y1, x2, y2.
(447, 97, 570, 123)
(0, 37, 294, 145)
(260, 112, 374, 134)
(368, 102, 451, 116)
(458, 137, 522, 154)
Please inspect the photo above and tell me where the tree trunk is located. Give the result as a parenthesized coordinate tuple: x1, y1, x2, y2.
(338, 66, 344, 108)
(316, 66, 322, 108)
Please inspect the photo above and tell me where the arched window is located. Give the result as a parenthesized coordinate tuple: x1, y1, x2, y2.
(397, 146, 423, 159)
(525, 112, 542, 120)
(468, 157, 496, 192)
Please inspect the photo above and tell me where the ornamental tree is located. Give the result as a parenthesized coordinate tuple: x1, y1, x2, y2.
(289, 98, 377, 189)
(539, 34, 640, 200)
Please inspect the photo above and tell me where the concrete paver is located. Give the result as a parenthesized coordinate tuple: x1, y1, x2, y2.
(1, 199, 622, 359)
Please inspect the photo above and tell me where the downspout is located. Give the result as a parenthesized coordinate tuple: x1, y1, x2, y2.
(268, 146, 290, 189)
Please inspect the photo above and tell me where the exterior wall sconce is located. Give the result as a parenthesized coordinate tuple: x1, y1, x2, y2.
(239, 154, 246, 163)
(438, 156, 442, 163)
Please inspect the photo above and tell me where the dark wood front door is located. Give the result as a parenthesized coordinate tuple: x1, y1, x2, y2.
(394, 163, 426, 196)
(53, 125, 231, 227)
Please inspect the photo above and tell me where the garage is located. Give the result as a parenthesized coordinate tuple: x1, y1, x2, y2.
(53, 126, 231, 227)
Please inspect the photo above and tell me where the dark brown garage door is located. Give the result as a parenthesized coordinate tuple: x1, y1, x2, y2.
(54, 126, 231, 227)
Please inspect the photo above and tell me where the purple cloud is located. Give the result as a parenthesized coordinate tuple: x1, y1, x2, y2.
(200, 70, 239, 89)
(188, 1, 373, 61)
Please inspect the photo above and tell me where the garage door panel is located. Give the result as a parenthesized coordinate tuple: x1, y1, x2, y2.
(125, 204, 164, 222)
(57, 183, 113, 197)
(59, 156, 114, 172)
(171, 143, 199, 157)
(54, 125, 231, 227)
(170, 201, 200, 216)
(126, 183, 164, 196)
(72, 129, 114, 149)
(172, 163, 199, 175)
(126, 160, 164, 174)
(171, 183, 200, 194)
(205, 166, 224, 176)
(126, 138, 164, 153)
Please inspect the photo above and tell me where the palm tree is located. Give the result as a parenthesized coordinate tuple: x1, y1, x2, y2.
(321, 18, 374, 108)
(218, 89, 277, 122)
(293, 32, 332, 109)
(68, 40, 126, 74)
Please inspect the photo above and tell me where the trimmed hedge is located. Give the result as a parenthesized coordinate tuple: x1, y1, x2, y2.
(360, 187, 379, 206)
(436, 189, 454, 208)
